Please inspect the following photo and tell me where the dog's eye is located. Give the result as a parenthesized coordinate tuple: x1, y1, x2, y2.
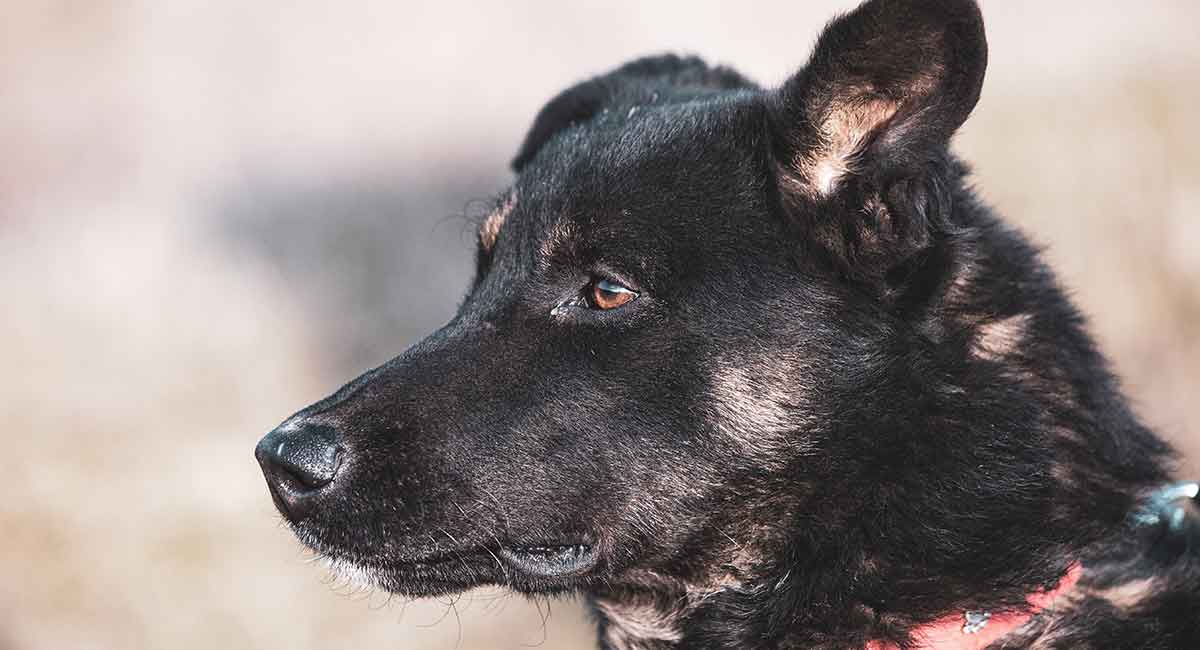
(588, 278, 638, 310)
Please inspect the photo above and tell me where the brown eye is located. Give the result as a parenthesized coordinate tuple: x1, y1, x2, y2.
(589, 278, 638, 310)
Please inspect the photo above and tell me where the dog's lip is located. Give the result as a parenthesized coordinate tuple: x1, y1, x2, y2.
(297, 531, 601, 591)
(387, 542, 599, 578)
(497, 543, 598, 578)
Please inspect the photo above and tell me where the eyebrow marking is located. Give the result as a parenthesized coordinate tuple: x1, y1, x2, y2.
(539, 218, 577, 259)
(479, 193, 516, 252)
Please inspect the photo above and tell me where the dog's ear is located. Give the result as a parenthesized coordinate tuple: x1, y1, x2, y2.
(512, 55, 754, 172)
(770, 0, 986, 277)
(511, 77, 611, 172)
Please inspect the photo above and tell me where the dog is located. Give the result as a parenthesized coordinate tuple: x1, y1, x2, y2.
(255, 0, 1200, 647)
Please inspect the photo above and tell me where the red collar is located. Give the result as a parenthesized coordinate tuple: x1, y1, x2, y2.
(866, 563, 1082, 650)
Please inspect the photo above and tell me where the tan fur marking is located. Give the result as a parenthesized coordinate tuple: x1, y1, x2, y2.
(708, 359, 814, 464)
(794, 59, 943, 198)
(1090, 577, 1158, 611)
(798, 97, 899, 197)
(1053, 424, 1086, 447)
(1022, 576, 1162, 649)
(479, 193, 515, 251)
(539, 219, 577, 260)
(946, 263, 977, 307)
(595, 599, 684, 649)
(972, 313, 1031, 362)
(598, 531, 773, 649)
(1049, 459, 1076, 489)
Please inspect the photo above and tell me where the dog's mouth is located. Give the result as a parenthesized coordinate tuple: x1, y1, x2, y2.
(497, 543, 598, 578)
(389, 543, 599, 577)
(388, 543, 598, 577)
(307, 533, 601, 596)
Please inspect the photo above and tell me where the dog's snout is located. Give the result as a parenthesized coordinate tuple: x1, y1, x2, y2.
(255, 422, 341, 518)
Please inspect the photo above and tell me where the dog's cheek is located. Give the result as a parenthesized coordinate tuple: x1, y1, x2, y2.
(703, 354, 820, 469)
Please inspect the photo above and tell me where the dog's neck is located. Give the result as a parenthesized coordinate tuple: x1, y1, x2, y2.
(865, 563, 1082, 650)
(587, 483, 1195, 650)
(589, 548, 1089, 649)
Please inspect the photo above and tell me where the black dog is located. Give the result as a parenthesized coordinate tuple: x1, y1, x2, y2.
(255, 0, 1200, 647)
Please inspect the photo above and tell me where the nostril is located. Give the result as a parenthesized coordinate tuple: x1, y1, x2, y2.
(255, 423, 342, 500)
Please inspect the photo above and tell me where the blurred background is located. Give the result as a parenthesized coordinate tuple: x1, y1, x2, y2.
(2, 1, 1198, 648)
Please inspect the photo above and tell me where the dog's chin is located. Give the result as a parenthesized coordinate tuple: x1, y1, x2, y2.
(294, 526, 602, 597)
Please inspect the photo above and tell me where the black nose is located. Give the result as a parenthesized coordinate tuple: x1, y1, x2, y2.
(255, 422, 341, 518)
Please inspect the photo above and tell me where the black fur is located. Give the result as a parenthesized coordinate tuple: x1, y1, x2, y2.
(256, 1, 1200, 647)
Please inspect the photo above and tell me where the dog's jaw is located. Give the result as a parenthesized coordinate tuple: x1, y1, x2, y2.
(590, 577, 746, 650)
(586, 536, 768, 650)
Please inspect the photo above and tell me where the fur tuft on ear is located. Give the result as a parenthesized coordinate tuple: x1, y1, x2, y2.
(512, 55, 755, 172)
(768, 0, 986, 288)
(772, 0, 987, 200)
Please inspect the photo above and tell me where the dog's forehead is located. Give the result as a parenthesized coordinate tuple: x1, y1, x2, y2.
(479, 190, 641, 269)
(492, 96, 765, 256)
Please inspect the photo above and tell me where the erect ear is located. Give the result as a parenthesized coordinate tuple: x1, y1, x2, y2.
(770, 0, 987, 275)
(511, 76, 611, 173)
(512, 54, 754, 172)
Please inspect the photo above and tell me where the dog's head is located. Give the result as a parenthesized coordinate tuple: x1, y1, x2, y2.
(256, 0, 991, 598)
